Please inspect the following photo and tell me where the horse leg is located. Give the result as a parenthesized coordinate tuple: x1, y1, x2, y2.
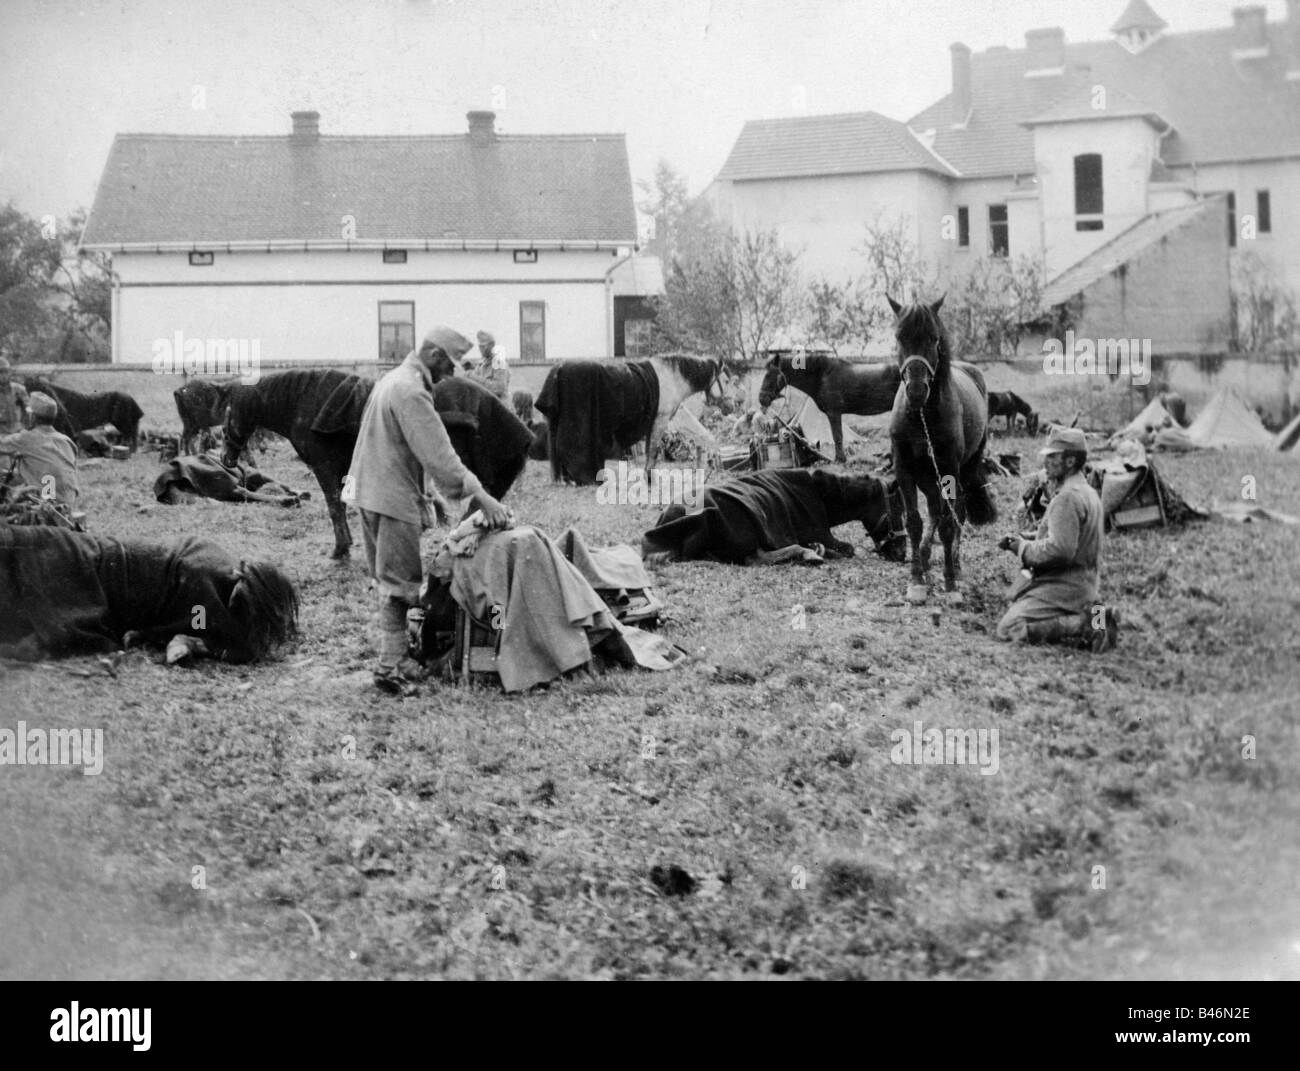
(830, 411, 846, 463)
(311, 456, 351, 559)
(898, 471, 928, 604)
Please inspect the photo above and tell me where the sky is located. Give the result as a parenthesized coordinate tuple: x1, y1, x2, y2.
(0, 0, 1289, 224)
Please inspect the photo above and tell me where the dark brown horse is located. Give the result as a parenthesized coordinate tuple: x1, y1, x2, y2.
(758, 352, 901, 462)
(24, 378, 145, 451)
(888, 296, 996, 605)
(223, 360, 530, 558)
(987, 391, 1039, 436)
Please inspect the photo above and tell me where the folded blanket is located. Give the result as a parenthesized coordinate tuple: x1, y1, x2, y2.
(443, 526, 683, 691)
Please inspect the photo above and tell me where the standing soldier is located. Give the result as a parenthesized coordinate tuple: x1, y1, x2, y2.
(347, 325, 510, 695)
(470, 330, 510, 402)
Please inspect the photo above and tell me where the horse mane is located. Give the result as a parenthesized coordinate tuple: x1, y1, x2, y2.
(895, 304, 952, 381)
(228, 560, 299, 658)
(655, 353, 717, 393)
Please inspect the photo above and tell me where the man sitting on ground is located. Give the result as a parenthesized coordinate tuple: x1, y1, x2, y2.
(996, 427, 1119, 652)
(0, 391, 80, 509)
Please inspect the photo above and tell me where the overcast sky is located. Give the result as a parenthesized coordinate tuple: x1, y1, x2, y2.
(0, 0, 1286, 223)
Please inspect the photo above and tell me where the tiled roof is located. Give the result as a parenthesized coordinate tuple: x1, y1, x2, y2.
(907, 20, 1300, 177)
(715, 111, 957, 181)
(82, 132, 637, 247)
(1039, 200, 1215, 308)
(1024, 81, 1169, 127)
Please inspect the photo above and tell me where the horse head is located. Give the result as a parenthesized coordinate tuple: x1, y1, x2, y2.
(870, 479, 910, 562)
(758, 354, 789, 409)
(890, 295, 949, 412)
(221, 387, 255, 468)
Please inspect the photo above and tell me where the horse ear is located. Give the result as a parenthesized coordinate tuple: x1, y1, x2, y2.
(930, 294, 946, 314)
(766, 354, 779, 369)
(887, 296, 903, 316)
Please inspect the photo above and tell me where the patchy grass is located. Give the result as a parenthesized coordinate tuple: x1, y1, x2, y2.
(2, 430, 1298, 980)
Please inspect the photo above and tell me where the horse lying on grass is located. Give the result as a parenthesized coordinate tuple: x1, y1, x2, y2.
(0, 526, 298, 664)
(641, 468, 908, 566)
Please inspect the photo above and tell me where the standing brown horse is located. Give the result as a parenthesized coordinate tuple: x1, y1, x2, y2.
(888, 296, 996, 605)
(758, 352, 901, 462)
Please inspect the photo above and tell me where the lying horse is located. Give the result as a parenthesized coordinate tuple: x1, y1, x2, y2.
(888, 296, 997, 604)
(987, 391, 1039, 436)
(24, 378, 144, 452)
(536, 354, 724, 485)
(758, 353, 901, 463)
(641, 468, 908, 565)
(223, 363, 531, 558)
(0, 525, 298, 663)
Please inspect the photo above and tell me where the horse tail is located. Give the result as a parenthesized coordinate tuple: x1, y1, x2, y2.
(959, 440, 998, 526)
(228, 560, 299, 658)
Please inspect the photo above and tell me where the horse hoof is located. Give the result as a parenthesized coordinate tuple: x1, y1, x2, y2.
(946, 591, 965, 607)
(905, 584, 929, 605)
(330, 549, 350, 561)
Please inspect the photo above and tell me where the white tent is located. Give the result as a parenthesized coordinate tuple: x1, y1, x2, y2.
(1185, 387, 1274, 448)
(1111, 396, 1177, 443)
(769, 386, 863, 455)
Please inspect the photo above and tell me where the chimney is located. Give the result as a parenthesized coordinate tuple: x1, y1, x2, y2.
(950, 43, 972, 125)
(1232, 5, 1269, 56)
(467, 110, 496, 141)
(291, 110, 320, 140)
(1025, 27, 1066, 72)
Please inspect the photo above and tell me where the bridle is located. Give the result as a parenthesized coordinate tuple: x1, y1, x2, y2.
(869, 481, 909, 557)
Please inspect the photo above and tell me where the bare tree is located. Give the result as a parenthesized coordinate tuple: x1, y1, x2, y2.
(654, 223, 802, 368)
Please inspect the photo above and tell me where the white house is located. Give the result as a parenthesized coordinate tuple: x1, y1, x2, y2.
(707, 1, 1300, 356)
(81, 110, 638, 365)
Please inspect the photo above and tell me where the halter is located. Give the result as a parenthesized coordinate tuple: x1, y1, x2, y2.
(899, 354, 936, 380)
(870, 481, 910, 555)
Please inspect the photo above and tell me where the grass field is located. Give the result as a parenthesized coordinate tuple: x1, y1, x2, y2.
(2, 412, 1299, 979)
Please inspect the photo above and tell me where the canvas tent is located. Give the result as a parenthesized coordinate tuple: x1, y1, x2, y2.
(1111, 396, 1177, 444)
(771, 386, 864, 456)
(1185, 387, 1274, 448)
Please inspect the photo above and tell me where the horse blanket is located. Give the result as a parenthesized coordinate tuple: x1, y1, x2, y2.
(0, 527, 260, 662)
(642, 469, 879, 564)
(153, 452, 309, 505)
(536, 361, 660, 484)
(424, 524, 685, 691)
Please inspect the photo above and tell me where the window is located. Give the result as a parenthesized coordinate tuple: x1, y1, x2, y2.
(513, 250, 539, 264)
(189, 251, 214, 266)
(957, 206, 970, 248)
(1257, 190, 1271, 234)
(1226, 192, 1237, 248)
(988, 205, 1009, 257)
(520, 301, 546, 361)
(1074, 153, 1104, 231)
(378, 301, 414, 364)
(382, 249, 407, 264)
(625, 319, 653, 358)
